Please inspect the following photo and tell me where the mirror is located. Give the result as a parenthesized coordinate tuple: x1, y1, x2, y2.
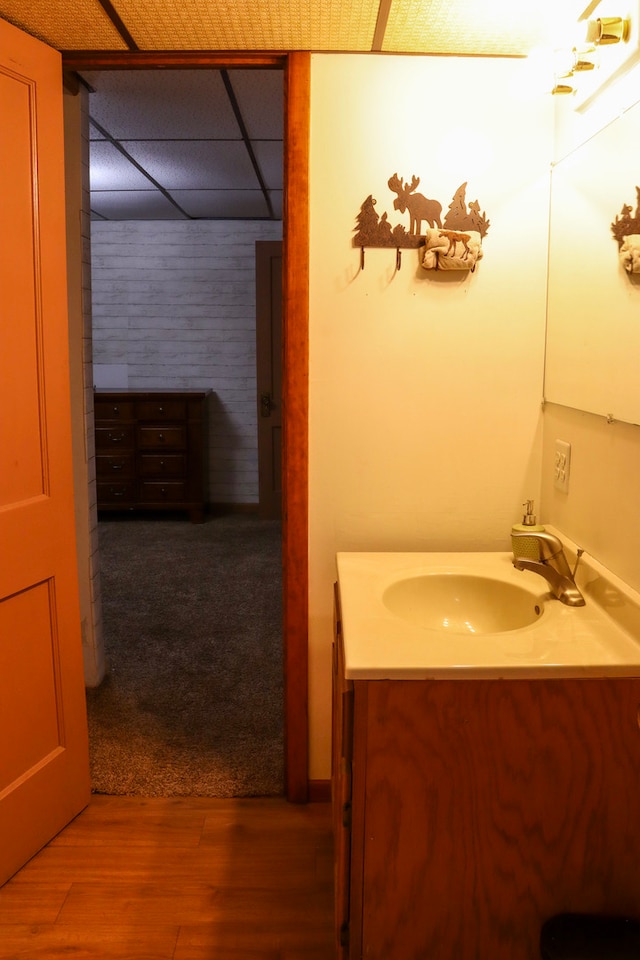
(545, 96, 640, 424)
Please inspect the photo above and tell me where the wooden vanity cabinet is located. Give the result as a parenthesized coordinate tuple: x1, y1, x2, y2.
(332, 584, 355, 958)
(94, 390, 210, 523)
(333, 584, 640, 960)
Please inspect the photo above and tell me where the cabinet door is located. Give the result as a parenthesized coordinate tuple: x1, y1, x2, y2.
(360, 678, 640, 960)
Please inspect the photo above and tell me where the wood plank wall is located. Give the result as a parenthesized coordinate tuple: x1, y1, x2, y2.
(91, 219, 283, 505)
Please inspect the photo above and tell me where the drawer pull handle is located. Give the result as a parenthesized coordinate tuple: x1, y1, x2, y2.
(108, 433, 125, 442)
(111, 489, 125, 497)
(112, 406, 119, 415)
(158, 433, 165, 442)
(111, 463, 124, 470)
(158, 406, 164, 414)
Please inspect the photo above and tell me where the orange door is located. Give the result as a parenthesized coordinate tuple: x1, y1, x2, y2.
(0, 17, 90, 885)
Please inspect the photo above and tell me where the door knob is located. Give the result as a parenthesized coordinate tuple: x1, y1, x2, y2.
(260, 393, 274, 418)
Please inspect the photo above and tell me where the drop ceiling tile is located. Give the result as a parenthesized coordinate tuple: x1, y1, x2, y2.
(89, 141, 154, 190)
(169, 190, 273, 219)
(382, 0, 567, 56)
(0, 0, 128, 50)
(252, 141, 284, 190)
(91, 191, 186, 220)
(123, 140, 259, 190)
(82, 69, 242, 139)
(108, 0, 380, 50)
(228, 69, 284, 139)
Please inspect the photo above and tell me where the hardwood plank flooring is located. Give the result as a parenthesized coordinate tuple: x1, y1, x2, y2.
(0, 796, 334, 959)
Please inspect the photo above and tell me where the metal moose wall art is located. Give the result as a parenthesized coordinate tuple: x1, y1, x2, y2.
(354, 174, 490, 272)
(611, 187, 640, 275)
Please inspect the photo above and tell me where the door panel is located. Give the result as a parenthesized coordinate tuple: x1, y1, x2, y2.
(0, 582, 63, 787)
(0, 17, 90, 886)
(0, 71, 45, 505)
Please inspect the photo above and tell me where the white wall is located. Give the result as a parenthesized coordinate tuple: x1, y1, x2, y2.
(308, 55, 554, 778)
(91, 219, 282, 504)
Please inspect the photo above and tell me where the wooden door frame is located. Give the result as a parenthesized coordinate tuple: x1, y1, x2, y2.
(255, 239, 283, 520)
(62, 50, 310, 803)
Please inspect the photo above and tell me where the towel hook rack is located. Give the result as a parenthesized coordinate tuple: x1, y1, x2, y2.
(353, 175, 491, 278)
(358, 245, 404, 273)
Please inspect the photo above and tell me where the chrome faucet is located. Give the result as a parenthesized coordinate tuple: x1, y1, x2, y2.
(511, 530, 585, 606)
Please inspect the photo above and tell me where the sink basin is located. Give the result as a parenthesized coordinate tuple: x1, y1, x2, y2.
(336, 547, 640, 679)
(382, 573, 544, 634)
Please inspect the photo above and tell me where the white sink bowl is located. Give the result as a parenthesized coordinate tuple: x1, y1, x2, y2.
(382, 573, 544, 634)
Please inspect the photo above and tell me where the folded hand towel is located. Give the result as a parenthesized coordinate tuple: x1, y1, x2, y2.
(619, 233, 640, 274)
(422, 229, 483, 271)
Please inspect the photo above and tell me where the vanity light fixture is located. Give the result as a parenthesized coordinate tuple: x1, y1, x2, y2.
(585, 15, 630, 44)
(551, 48, 597, 94)
(550, 14, 631, 94)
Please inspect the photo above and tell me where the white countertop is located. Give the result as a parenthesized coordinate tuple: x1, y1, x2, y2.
(336, 539, 640, 680)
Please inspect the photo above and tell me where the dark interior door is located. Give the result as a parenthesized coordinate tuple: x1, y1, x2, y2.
(256, 240, 283, 520)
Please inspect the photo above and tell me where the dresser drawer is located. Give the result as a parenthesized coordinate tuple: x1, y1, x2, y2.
(136, 399, 186, 421)
(96, 454, 135, 478)
(94, 400, 135, 421)
(138, 426, 185, 450)
(97, 480, 136, 503)
(95, 425, 135, 450)
(139, 481, 187, 503)
(139, 454, 185, 478)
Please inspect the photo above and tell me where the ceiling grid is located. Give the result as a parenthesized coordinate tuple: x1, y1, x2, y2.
(0, 0, 569, 55)
(84, 68, 284, 221)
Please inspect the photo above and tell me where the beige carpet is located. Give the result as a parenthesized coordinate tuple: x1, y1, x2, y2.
(86, 513, 284, 797)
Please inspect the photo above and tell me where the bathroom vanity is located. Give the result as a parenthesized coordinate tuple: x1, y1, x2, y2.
(333, 549, 640, 960)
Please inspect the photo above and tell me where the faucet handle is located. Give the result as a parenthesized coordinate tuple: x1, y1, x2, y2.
(511, 529, 563, 562)
(511, 529, 543, 562)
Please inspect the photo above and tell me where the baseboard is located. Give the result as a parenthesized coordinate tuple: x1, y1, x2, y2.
(208, 502, 259, 515)
(308, 779, 331, 802)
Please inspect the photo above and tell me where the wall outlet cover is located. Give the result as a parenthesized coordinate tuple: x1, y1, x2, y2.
(554, 439, 571, 493)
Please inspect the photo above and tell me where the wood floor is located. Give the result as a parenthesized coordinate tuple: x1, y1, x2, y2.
(0, 796, 335, 959)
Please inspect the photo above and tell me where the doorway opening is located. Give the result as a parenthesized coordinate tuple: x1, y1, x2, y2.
(63, 56, 309, 800)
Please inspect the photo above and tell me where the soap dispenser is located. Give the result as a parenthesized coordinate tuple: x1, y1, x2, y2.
(512, 500, 545, 535)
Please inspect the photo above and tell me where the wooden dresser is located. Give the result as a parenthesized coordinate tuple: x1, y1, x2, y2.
(94, 390, 211, 523)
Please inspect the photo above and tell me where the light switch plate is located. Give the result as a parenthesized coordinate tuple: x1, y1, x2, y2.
(554, 439, 571, 493)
